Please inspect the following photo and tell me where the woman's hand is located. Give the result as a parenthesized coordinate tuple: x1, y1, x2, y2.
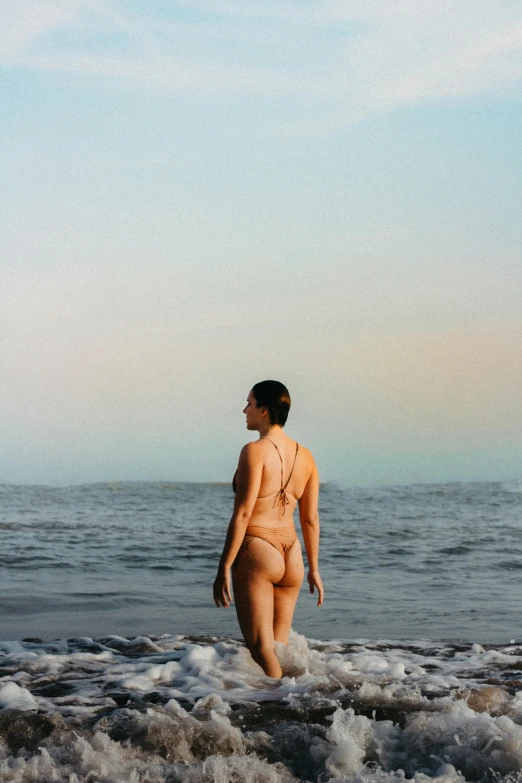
(307, 569, 324, 607)
(213, 565, 233, 608)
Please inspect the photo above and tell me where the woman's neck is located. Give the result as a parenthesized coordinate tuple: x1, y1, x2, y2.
(258, 424, 283, 440)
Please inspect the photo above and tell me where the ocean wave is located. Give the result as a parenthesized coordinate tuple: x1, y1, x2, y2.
(2, 632, 522, 782)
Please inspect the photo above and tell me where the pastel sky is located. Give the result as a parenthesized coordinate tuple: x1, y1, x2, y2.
(1, 0, 521, 486)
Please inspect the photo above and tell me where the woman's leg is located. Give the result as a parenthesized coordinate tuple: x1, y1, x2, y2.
(232, 538, 286, 677)
(273, 538, 305, 644)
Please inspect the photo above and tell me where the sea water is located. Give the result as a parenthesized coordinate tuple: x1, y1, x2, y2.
(0, 480, 521, 782)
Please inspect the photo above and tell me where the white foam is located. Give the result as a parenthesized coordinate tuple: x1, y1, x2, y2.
(119, 660, 181, 690)
(324, 708, 379, 777)
(0, 631, 518, 715)
(0, 682, 37, 711)
(2, 632, 522, 781)
(0, 732, 295, 783)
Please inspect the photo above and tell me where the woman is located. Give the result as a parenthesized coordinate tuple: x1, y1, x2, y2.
(213, 380, 324, 678)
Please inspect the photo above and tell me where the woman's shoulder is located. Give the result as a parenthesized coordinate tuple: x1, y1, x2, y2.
(286, 439, 317, 472)
(240, 439, 267, 450)
(238, 440, 266, 460)
(301, 449, 318, 483)
(295, 441, 315, 463)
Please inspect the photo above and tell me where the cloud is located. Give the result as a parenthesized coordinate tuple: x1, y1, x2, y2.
(1, 0, 521, 126)
(340, 2, 522, 104)
(17, 51, 321, 94)
(0, 0, 84, 58)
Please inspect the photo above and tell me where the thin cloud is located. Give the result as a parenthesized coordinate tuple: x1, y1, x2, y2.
(2, 0, 521, 126)
(0, 0, 85, 57)
(18, 51, 326, 94)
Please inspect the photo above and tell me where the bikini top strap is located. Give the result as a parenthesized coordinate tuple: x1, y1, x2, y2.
(282, 443, 299, 491)
(263, 438, 285, 491)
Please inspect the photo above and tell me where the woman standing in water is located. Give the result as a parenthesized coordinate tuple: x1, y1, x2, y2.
(213, 381, 323, 678)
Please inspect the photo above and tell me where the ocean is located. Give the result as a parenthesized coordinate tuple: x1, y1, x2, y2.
(1, 479, 521, 782)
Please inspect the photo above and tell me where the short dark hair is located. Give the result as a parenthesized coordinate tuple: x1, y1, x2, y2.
(251, 380, 291, 427)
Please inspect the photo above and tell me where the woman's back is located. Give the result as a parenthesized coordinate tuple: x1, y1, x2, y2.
(249, 436, 314, 524)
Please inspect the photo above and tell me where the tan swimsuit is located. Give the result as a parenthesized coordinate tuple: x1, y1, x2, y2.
(232, 440, 299, 563)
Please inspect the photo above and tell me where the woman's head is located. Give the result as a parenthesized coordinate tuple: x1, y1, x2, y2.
(250, 380, 291, 427)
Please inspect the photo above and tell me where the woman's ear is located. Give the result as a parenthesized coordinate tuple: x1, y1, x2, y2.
(260, 406, 268, 417)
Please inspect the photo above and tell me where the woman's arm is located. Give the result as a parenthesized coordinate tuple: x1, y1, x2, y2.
(298, 457, 324, 606)
(213, 442, 263, 607)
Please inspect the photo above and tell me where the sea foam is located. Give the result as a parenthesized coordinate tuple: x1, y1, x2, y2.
(2, 631, 522, 781)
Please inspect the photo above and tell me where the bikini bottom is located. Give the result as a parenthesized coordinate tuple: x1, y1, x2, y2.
(234, 522, 298, 565)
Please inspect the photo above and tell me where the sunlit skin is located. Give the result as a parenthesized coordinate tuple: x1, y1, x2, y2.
(213, 390, 324, 678)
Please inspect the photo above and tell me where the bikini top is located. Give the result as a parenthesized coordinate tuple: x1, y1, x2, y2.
(232, 439, 299, 515)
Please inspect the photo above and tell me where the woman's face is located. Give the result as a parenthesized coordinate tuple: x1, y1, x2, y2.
(243, 390, 266, 430)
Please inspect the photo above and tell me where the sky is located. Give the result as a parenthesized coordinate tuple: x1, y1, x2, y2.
(1, 0, 521, 486)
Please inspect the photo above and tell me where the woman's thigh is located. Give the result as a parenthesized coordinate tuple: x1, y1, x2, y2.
(273, 538, 304, 643)
(232, 538, 285, 647)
